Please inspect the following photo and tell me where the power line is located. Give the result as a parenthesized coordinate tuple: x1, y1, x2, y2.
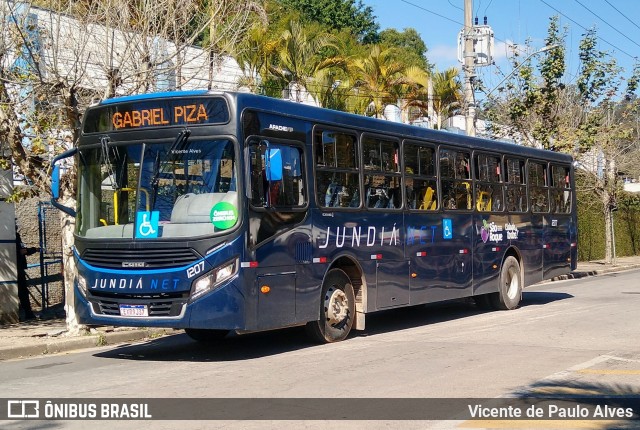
(573, 0, 640, 51)
(539, 0, 637, 60)
(602, 0, 640, 33)
(399, 0, 463, 28)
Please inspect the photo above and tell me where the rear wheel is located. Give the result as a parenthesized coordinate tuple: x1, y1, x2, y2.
(306, 269, 355, 343)
(184, 328, 229, 342)
(490, 256, 522, 310)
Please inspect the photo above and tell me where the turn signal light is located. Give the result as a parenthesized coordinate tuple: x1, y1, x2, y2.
(261, 286, 271, 294)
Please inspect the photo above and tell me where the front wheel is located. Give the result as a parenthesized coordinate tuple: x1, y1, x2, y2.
(306, 269, 355, 343)
(491, 256, 523, 310)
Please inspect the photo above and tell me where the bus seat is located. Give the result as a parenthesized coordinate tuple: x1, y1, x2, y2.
(419, 186, 436, 210)
(171, 192, 237, 223)
(476, 190, 492, 211)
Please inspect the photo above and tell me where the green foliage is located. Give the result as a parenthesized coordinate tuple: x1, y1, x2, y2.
(275, 0, 379, 43)
(577, 190, 640, 260)
(577, 28, 621, 104)
(379, 28, 431, 71)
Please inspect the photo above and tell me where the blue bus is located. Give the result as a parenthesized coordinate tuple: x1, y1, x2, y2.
(51, 91, 577, 343)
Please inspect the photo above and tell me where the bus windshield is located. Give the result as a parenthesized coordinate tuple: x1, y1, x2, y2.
(76, 135, 239, 239)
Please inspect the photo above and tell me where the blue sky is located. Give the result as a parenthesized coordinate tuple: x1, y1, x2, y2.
(363, 0, 640, 99)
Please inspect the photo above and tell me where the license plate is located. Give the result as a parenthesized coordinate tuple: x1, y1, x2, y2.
(119, 304, 148, 317)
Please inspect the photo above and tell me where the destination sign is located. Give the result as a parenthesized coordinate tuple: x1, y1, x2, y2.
(82, 97, 229, 133)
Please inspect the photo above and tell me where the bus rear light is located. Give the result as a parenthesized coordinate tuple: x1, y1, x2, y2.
(241, 261, 258, 268)
(491, 247, 501, 252)
(459, 249, 469, 254)
(416, 251, 427, 257)
(371, 254, 382, 260)
(571, 243, 577, 247)
(542, 244, 550, 249)
(313, 257, 327, 263)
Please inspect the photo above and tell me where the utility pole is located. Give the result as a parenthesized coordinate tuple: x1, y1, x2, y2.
(463, 0, 476, 136)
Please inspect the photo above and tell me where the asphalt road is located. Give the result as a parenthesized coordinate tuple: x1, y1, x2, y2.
(1, 269, 640, 429)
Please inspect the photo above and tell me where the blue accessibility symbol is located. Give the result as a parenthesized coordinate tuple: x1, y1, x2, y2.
(136, 211, 160, 238)
(443, 219, 453, 240)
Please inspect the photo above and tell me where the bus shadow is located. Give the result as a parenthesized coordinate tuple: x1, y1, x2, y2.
(93, 326, 313, 362)
(93, 292, 573, 362)
(355, 291, 573, 338)
(522, 291, 574, 306)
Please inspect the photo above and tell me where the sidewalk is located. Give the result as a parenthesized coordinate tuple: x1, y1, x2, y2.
(1, 256, 640, 361)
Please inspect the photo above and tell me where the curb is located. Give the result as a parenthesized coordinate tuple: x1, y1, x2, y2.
(550, 263, 640, 281)
(0, 328, 170, 361)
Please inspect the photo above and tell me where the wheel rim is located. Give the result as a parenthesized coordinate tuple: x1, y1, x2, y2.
(325, 286, 349, 325)
(505, 266, 520, 300)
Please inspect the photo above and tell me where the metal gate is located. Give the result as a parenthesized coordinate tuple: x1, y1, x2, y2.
(34, 201, 63, 311)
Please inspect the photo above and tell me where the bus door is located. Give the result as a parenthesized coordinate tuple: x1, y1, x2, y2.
(247, 139, 310, 330)
(544, 165, 573, 278)
(526, 160, 548, 285)
(473, 153, 509, 295)
(360, 135, 407, 309)
(404, 143, 473, 303)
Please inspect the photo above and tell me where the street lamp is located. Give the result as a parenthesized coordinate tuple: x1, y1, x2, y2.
(481, 44, 560, 101)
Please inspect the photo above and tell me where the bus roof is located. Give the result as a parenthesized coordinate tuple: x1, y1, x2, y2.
(91, 90, 573, 164)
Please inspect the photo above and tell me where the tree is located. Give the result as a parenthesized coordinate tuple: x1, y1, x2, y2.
(379, 27, 432, 71)
(350, 44, 415, 118)
(0, 0, 253, 332)
(483, 17, 640, 264)
(201, 0, 266, 90)
(275, 0, 379, 43)
(269, 19, 345, 101)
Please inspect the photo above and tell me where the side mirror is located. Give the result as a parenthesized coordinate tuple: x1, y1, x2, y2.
(50, 147, 77, 217)
(51, 164, 60, 199)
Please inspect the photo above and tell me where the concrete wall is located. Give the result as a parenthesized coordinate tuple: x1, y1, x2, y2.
(0, 202, 18, 324)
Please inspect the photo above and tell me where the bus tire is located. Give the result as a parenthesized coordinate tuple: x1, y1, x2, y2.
(306, 268, 355, 343)
(491, 256, 522, 310)
(184, 328, 229, 342)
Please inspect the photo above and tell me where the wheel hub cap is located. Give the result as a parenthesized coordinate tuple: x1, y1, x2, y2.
(325, 286, 349, 325)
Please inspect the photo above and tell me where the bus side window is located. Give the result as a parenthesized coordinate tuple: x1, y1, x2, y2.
(474, 153, 503, 212)
(528, 161, 549, 213)
(440, 148, 471, 210)
(505, 157, 527, 213)
(315, 129, 360, 209)
(249, 142, 305, 208)
(404, 142, 437, 211)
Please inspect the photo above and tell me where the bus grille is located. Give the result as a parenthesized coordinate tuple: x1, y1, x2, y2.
(82, 248, 200, 269)
(93, 297, 186, 317)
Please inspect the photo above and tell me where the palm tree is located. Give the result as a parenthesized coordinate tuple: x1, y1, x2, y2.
(431, 68, 463, 129)
(402, 67, 463, 129)
(350, 45, 414, 118)
(234, 23, 278, 94)
(270, 19, 345, 102)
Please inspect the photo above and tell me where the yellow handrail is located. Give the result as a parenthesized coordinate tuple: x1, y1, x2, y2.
(113, 188, 149, 225)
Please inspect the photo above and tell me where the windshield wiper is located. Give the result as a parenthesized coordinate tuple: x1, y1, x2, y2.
(149, 128, 191, 210)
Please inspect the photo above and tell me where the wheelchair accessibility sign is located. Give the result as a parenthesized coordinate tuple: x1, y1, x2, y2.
(136, 211, 160, 238)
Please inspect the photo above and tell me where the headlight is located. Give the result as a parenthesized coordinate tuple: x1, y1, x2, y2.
(77, 273, 88, 298)
(190, 258, 238, 302)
